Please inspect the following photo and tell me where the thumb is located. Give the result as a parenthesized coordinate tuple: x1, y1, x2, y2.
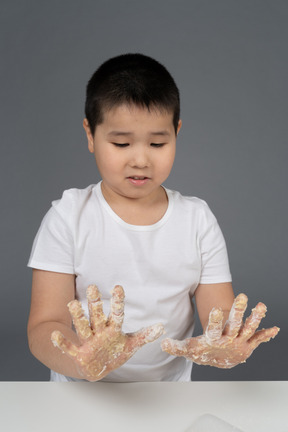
(130, 323, 165, 349)
(161, 338, 189, 356)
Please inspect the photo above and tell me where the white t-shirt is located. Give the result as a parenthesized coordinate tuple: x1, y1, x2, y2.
(28, 182, 232, 382)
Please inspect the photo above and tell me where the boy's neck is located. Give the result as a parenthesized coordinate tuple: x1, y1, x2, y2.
(100, 182, 168, 226)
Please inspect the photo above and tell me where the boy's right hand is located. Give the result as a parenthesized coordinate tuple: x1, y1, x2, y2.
(51, 285, 164, 381)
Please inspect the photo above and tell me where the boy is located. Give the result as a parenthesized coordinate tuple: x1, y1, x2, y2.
(27, 54, 279, 382)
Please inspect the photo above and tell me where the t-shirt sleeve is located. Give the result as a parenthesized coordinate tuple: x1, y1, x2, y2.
(27, 191, 75, 274)
(197, 202, 232, 284)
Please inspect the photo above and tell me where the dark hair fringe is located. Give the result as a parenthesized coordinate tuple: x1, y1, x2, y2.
(85, 53, 180, 135)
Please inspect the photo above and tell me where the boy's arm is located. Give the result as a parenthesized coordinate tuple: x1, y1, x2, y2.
(161, 282, 279, 368)
(28, 270, 164, 381)
(194, 282, 235, 331)
(27, 269, 84, 379)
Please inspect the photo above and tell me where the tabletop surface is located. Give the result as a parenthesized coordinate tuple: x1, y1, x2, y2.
(0, 381, 287, 432)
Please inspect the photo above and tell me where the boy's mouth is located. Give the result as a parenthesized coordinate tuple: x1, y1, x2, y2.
(129, 176, 147, 180)
(127, 176, 150, 185)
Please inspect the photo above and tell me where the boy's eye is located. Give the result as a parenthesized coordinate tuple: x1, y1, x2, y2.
(112, 143, 129, 147)
(151, 143, 165, 147)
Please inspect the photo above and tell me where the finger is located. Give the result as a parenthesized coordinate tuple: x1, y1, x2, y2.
(130, 323, 165, 349)
(51, 330, 79, 358)
(87, 285, 106, 331)
(239, 302, 267, 340)
(161, 337, 188, 356)
(205, 308, 224, 343)
(107, 285, 125, 331)
(223, 293, 248, 338)
(161, 337, 212, 364)
(248, 326, 280, 349)
(68, 299, 93, 342)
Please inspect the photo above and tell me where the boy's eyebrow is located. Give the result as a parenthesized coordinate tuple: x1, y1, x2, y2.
(107, 131, 133, 137)
(107, 130, 171, 137)
(150, 131, 171, 137)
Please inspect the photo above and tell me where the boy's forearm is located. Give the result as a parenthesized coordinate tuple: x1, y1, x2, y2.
(28, 322, 83, 379)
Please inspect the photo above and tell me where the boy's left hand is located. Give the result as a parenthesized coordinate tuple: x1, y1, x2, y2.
(161, 294, 280, 368)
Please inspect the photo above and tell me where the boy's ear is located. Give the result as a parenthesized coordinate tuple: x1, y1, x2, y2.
(83, 119, 95, 153)
(177, 119, 182, 135)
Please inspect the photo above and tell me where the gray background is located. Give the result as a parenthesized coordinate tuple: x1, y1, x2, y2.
(0, 0, 287, 381)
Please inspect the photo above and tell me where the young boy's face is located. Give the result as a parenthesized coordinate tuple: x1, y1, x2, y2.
(83, 104, 181, 203)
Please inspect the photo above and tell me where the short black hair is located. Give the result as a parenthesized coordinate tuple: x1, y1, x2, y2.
(85, 53, 180, 135)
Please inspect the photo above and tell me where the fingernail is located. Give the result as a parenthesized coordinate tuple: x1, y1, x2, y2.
(51, 331, 60, 347)
(210, 307, 223, 322)
(234, 293, 248, 309)
(87, 284, 100, 299)
(272, 327, 280, 337)
(111, 285, 125, 299)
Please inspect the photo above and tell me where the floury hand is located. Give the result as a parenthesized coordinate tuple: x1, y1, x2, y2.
(51, 285, 164, 381)
(161, 294, 279, 368)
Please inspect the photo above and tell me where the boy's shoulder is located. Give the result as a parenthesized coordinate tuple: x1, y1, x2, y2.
(167, 187, 209, 210)
(167, 188, 217, 224)
(58, 183, 97, 200)
(51, 184, 98, 214)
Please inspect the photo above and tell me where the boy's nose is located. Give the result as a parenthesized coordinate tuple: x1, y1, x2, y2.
(130, 148, 150, 168)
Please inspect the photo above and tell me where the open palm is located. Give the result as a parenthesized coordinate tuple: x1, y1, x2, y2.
(52, 285, 164, 381)
(161, 294, 279, 368)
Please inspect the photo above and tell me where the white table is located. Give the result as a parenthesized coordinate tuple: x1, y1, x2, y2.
(0, 381, 287, 432)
